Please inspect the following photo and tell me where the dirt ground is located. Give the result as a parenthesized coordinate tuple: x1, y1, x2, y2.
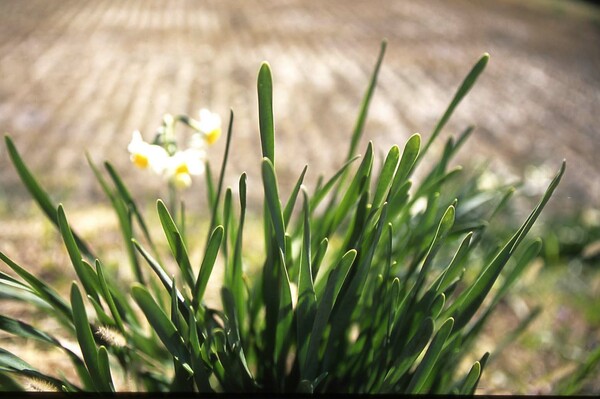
(0, 0, 599, 215)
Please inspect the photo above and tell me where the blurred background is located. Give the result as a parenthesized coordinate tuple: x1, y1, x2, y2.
(0, 0, 598, 394)
(0, 0, 599, 211)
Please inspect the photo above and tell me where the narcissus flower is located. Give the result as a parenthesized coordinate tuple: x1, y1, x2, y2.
(127, 130, 169, 174)
(198, 108, 222, 145)
(165, 148, 206, 189)
(128, 130, 206, 189)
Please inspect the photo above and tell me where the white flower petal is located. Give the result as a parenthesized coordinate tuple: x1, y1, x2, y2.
(128, 130, 169, 173)
(198, 108, 221, 134)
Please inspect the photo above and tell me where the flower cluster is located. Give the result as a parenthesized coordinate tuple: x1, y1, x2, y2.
(127, 108, 221, 189)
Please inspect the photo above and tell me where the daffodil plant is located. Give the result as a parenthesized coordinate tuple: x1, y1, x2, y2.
(1, 42, 594, 395)
(128, 109, 221, 214)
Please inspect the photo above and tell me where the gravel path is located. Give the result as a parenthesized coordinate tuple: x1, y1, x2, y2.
(0, 0, 598, 215)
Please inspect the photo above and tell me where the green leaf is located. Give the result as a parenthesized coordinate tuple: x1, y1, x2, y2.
(372, 145, 400, 210)
(231, 173, 248, 332)
(70, 282, 111, 392)
(434, 232, 473, 294)
(94, 259, 125, 334)
(157, 199, 195, 289)
(275, 249, 294, 380)
(390, 133, 420, 196)
(57, 205, 101, 303)
(0, 315, 61, 346)
(262, 157, 286, 254)
(5, 135, 94, 260)
(0, 372, 24, 391)
(208, 109, 235, 238)
(104, 162, 148, 237)
(0, 348, 66, 391)
(407, 317, 454, 394)
(258, 62, 275, 164)
(193, 225, 224, 310)
(131, 284, 190, 365)
(430, 293, 446, 320)
(556, 344, 600, 395)
(417, 53, 489, 166)
(220, 288, 256, 390)
(222, 188, 233, 263)
(0, 252, 72, 323)
(187, 309, 213, 392)
(311, 238, 329, 282)
(345, 39, 387, 161)
(0, 314, 92, 390)
(309, 156, 360, 211)
(331, 142, 374, 230)
(205, 161, 217, 212)
(97, 346, 114, 392)
(498, 238, 542, 299)
(304, 249, 356, 380)
(87, 294, 114, 327)
(380, 317, 434, 392)
(450, 161, 565, 330)
(297, 189, 317, 371)
(170, 276, 188, 342)
(132, 239, 190, 319)
(414, 205, 456, 296)
(322, 204, 388, 372)
(458, 361, 481, 395)
(87, 155, 144, 283)
(283, 165, 308, 227)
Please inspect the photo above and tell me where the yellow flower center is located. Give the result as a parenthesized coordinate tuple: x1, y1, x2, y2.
(175, 163, 189, 175)
(206, 128, 221, 145)
(131, 153, 149, 169)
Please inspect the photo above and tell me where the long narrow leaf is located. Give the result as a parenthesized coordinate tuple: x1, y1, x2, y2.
(131, 284, 190, 365)
(297, 189, 317, 371)
(87, 155, 144, 283)
(275, 249, 294, 382)
(331, 142, 374, 230)
(309, 156, 360, 211)
(303, 249, 356, 380)
(258, 62, 275, 164)
(94, 259, 125, 334)
(390, 133, 420, 196)
(193, 225, 224, 310)
(207, 109, 235, 238)
(262, 158, 286, 254)
(0, 252, 72, 323)
(157, 200, 195, 289)
(70, 283, 110, 392)
(458, 361, 481, 395)
(345, 39, 387, 161)
(283, 165, 308, 227)
(372, 145, 400, 210)
(379, 317, 435, 392)
(231, 173, 248, 332)
(104, 161, 155, 252)
(132, 239, 190, 319)
(407, 317, 454, 394)
(450, 161, 565, 330)
(5, 136, 93, 259)
(97, 346, 114, 392)
(0, 315, 91, 390)
(0, 348, 66, 391)
(416, 53, 489, 167)
(57, 205, 101, 303)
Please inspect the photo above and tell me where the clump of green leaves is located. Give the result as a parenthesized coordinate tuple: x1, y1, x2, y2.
(0, 42, 570, 393)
